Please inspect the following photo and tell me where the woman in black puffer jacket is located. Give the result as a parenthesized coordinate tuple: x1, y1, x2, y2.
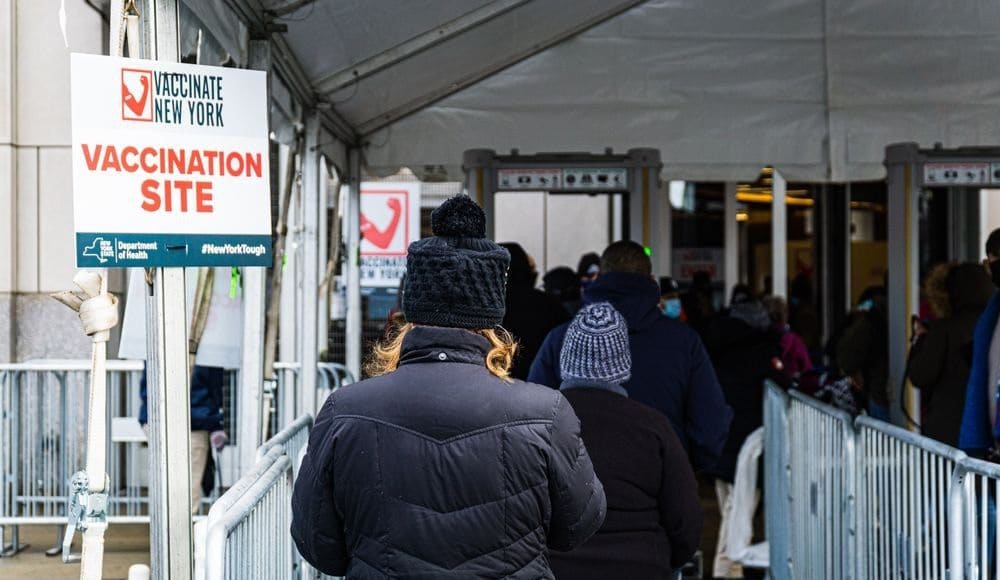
(291, 196, 606, 579)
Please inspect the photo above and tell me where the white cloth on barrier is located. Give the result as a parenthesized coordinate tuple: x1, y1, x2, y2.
(723, 427, 769, 570)
(118, 268, 243, 368)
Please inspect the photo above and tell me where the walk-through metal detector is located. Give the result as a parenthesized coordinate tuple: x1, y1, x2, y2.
(462, 148, 667, 273)
(886, 142, 994, 427)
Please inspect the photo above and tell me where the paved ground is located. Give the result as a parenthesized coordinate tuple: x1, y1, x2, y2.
(0, 524, 150, 580)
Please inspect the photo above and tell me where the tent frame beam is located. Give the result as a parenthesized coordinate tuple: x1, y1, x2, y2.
(356, 0, 650, 137)
(313, 0, 532, 96)
(225, 0, 359, 144)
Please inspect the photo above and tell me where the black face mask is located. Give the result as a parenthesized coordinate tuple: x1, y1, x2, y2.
(991, 260, 1000, 289)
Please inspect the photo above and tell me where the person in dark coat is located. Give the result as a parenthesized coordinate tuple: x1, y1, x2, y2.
(543, 266, 583, 316)
(500, 243, 572, 380)
(291, 196, 606, 579)
(836, 286, 890, 420)
(139, 365, 227, 510)
(528, 240, 732, 471)
(549, 302, 702, 579)
(700, 295, 782, 578)
(908, 263, 994, 446)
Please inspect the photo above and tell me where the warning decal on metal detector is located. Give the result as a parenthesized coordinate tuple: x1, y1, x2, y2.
(71, 53, 272, 267)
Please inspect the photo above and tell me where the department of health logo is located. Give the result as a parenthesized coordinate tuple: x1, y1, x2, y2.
(121, 68, 153, 122)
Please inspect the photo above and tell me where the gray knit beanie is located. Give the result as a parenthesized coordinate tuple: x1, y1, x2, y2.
(560, 302, 632, 384)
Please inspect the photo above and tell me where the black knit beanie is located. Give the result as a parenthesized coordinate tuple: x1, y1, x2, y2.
(402, 196, 510, 329)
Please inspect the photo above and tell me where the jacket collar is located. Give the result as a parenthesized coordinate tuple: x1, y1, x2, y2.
(398, 326, 491, 367)
(559, 379, 629, 397)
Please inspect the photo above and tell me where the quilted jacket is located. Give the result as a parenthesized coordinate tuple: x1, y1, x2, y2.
(291, 326, 606, 578)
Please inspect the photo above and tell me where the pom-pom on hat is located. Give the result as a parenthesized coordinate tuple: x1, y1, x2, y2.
(402, 196, 510, 329)
(560, 302, 632, 386)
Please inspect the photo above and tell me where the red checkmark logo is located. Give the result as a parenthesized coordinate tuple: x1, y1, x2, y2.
(121, 69, 153, 121)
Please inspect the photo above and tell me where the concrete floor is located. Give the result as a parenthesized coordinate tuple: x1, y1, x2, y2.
(0, 524, 150, 580)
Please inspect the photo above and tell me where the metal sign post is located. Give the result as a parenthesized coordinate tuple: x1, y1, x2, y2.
(137, 2, 192, 578)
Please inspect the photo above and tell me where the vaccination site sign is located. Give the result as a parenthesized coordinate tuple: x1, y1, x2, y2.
(71, 54, 272, 267)
(360, 183, 421, 287)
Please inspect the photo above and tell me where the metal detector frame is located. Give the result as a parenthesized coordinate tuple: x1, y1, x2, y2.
(885, 142, 996, 428)
(462, 148, 668, 274)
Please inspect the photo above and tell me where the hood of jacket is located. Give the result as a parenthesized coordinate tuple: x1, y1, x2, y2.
(582, 272, 661, 332)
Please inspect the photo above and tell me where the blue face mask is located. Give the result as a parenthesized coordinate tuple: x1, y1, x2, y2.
(858, 299, 874, 312)
(663, 298, 682, 319)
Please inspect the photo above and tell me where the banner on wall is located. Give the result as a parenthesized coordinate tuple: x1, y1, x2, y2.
(360, 183, 421, 287)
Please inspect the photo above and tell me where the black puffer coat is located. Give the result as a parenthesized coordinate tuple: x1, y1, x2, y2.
(291, 326, 606, 579)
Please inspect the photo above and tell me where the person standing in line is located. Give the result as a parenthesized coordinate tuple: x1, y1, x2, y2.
(835, 286, 890, 420)
(291, 196, 605, 579)
(139, 365, 227, 512)
(909, 262, 993, 447)
(960, 229, 1000, 457)
(701, 293, 783, 579)
(549, 302, 702, 579)
(500, 243, 571, 380)
(763, 295, 813, 388)
(529, 241, 731, 471)
(659, 276, 686, 322)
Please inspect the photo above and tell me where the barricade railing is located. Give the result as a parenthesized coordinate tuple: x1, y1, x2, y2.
(950, 456, 1000, 580)
(0, 360, 147, 556)
(204, 454, 293, 580)
(787, 390, 856, 579)
(766, 383, 1000, 580)
(856, 416, 965, 579)
(257, 414, 313, 479)
(764, 382, 791, 580)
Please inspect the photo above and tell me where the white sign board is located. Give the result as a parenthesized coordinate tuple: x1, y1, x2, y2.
(672, 247, 724, 281)
(360, 183, 421, 287)
(71, 54, 272, 267)
(117, 268, 243, 368)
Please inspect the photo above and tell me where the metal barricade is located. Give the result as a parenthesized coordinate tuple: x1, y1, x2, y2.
(856, 415, 966, 579)
(0, 360, 147, 556)
(204, 454, 294, 580)
(787, 390, 857, 579)
(764, 381, 791, 580)
(257, 415, 313, 479)
(950, 456, 1000, 580)
(271, 362, 300, 434)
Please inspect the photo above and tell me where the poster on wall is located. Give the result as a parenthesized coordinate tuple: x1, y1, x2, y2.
(360, 183, 421, 288)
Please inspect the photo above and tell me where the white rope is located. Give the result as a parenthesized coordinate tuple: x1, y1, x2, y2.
(53, 271, 119, 492)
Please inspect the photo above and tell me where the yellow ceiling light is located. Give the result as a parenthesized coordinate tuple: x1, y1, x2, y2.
(736, 192, 814, 207)
(736, 210, 749, 222)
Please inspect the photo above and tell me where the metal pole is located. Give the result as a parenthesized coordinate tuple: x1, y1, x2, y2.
(138, 1, 192, 578)
(300, 112, 321, 415)
(317, 157, 330, 360)
(345, 148, 363, 379)
(772, 169, 788, 297)
(234, 38, 271, 475)
(724, 181, 739, 299)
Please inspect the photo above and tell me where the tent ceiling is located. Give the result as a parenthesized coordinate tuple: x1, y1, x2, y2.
(224, 0, 1000, 182)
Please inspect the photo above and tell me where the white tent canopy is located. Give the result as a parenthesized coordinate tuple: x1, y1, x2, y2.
(208, 0, 1000, 182)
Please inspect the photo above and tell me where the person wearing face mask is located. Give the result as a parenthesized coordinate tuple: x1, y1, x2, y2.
(959, 229, 1000, 458)
(500, 243, 572, 380)
(659, 276, 686, 321)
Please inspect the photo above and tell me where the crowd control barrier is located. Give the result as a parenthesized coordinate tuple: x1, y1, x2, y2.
(204, 453, 294, 580)
(786, 390, 856, 579)
(0, 360, 147, 556)
(764, 384, 791, 580)
(764, 381, 1000, 579)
